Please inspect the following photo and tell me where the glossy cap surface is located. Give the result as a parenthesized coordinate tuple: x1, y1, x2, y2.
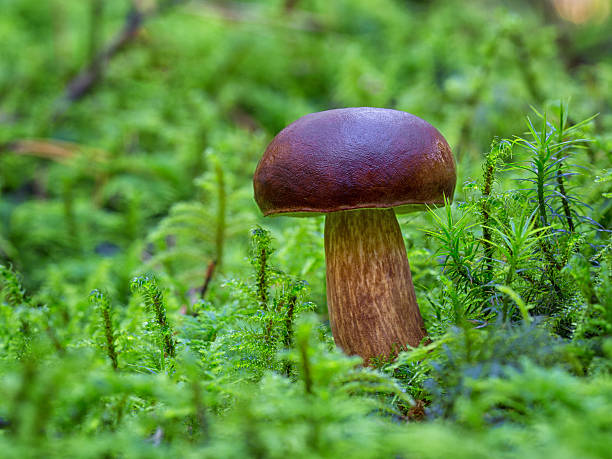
(253, 107, 456, 216)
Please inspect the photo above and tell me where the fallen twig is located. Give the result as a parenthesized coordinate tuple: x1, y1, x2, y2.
(1, 138, 108, 162)
(55, 0, 186, 116)
(200, 259, 217, 300)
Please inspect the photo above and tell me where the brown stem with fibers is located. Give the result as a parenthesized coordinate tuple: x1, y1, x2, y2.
(324, 208, 426, 364)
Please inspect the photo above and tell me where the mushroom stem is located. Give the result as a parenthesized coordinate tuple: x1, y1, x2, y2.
(324, 208, 426, 363)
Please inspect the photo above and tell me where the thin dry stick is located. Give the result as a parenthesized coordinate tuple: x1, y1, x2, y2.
(2, 139, 108, 162)
(55, 0, 186, 114)
(200, 259, 217, 300)
(60, 8, 143, 105)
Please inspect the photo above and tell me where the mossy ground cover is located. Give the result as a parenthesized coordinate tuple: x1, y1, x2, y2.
(0, 1, 611, 457)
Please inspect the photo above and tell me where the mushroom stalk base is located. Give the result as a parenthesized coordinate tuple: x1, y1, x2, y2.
(324, 209, 426, 363)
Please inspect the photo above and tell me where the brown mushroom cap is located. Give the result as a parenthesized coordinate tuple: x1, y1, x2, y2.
(253, 107, 456, 216)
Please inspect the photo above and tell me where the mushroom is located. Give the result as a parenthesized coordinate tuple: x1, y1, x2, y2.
(253, 107, 456, 363)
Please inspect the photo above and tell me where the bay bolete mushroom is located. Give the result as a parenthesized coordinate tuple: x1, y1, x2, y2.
(253, 107, 456, 363)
